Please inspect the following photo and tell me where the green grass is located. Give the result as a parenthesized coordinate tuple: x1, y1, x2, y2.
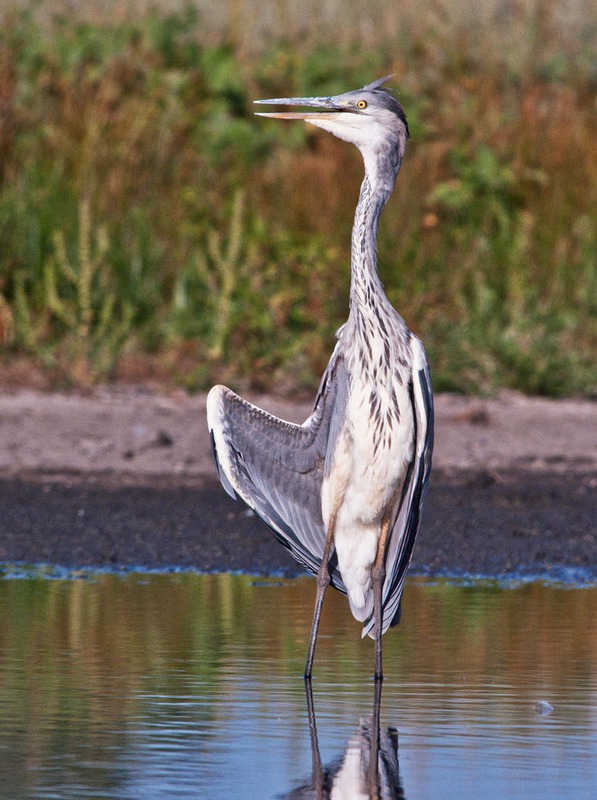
(0, 1, 595, 395)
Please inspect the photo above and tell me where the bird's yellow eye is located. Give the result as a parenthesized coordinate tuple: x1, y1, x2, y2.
(356, 99, 367, 109)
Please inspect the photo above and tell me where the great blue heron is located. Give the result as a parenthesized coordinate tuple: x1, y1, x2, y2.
(207, 76, 433, 680)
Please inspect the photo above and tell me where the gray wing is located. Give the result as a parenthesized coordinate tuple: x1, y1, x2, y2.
(363, 340, 434, 637)
(206, 355, 348, 592)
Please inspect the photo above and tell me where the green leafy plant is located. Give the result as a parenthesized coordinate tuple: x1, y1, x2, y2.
(15, 201, 133, 384)
(173, 190, 250, 361)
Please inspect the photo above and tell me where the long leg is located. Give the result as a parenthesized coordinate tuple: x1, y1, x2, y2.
(369, 522, 389, 797)
(371, 514, 392, 681)
(304, 511, 337, 679)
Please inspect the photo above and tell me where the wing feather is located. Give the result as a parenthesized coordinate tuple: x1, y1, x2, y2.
(207, 356, 348, 591)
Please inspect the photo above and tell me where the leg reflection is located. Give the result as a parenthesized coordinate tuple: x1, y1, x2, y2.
(369, 677, 383, 799)
(304, 676, 325, 799)
(284, 678, 405, 799)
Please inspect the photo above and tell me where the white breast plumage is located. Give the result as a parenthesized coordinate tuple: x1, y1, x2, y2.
(321, 347, 415, 620)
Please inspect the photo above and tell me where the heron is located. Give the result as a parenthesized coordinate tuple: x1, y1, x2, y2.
(207, 76, 433, 680)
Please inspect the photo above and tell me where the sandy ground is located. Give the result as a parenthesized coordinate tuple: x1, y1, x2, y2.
(1, 389, 596, 477)
(0, 388, 595, 579)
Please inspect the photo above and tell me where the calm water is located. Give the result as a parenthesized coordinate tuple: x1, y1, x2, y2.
(0, 571, 595, 799)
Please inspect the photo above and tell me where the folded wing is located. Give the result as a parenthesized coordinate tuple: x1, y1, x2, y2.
(362, 338, 434, 638)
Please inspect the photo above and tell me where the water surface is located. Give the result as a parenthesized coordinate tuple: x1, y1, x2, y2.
(0, 572, 595, 799)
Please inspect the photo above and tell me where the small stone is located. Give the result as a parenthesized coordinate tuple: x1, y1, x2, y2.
(534, 700, 554, 716)
(153, 430, 174, 448)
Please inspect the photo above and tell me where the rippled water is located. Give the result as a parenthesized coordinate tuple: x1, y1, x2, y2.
(0, 572, 595, 799)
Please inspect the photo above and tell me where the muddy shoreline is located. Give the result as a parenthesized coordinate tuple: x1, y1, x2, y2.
(1, 467, 595, 581)
(0, 389, 595, 580)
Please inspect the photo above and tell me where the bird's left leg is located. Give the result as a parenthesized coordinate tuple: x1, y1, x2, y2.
(371, 514, 392, 681)
(304, 509, 337, 679)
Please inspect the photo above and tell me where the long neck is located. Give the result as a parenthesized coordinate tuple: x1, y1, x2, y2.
(349, 175, 392, 316)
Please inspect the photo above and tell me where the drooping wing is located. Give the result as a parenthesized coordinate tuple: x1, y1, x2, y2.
(362, 337, 434, 637)
(206, 356, 348, 592)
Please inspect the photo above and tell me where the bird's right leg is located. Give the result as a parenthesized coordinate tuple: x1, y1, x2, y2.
(371, 513, 392, 681)
(304, 510, 337, 679)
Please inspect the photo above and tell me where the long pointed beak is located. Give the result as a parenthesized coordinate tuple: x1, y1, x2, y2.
(254, 95, 347, 120)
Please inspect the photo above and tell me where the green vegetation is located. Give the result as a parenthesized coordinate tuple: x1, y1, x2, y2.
(0, 2, 595, 395)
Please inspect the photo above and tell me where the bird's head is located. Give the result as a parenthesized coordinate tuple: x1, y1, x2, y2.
(255, 76, 409, 193)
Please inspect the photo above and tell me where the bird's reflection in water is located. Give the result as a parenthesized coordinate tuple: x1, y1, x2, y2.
(282, 679, 405, 800)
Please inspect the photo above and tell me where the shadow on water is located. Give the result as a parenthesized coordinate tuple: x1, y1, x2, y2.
(283, 678, 405, 800)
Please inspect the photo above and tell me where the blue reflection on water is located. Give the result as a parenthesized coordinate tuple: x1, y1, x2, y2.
(0, 573, 595, 799)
